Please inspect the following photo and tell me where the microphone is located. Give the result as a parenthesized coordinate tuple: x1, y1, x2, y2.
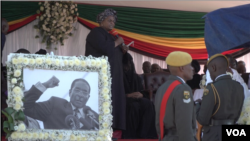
(109, 29, 125, 46)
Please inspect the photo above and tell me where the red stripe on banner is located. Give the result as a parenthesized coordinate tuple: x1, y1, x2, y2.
(8, 14, 40, 33)
(160, 80, 181, 140)
(78, 17, 243, 59)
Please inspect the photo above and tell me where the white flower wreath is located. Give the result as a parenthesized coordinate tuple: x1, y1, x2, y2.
(34, 1, 79, 50)
(4, 53, 113, 141)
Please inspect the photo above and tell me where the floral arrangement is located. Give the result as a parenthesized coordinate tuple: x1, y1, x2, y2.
(3, 53, 113, 141)
(199, 74, 207, 89)
(34, 1, 79, 50)
(237, 96, 250, 125)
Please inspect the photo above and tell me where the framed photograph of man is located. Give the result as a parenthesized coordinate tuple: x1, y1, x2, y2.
(4, 53, 113, 141)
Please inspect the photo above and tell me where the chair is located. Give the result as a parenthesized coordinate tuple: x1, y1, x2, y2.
(144, 71, 170, 102)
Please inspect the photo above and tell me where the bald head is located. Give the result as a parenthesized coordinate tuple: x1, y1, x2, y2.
(151, 63, 161, 73)
(2, 18, 9, 35)
(207, 56, 228, 81)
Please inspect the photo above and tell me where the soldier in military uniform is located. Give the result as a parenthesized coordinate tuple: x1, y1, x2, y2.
(155, 51, 197, 141)
(196, 54, 244, 141)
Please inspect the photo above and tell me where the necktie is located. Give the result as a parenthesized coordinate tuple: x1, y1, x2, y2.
(74, 108, 83, 128)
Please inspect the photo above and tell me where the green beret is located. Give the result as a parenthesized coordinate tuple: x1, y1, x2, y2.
(166, 51, 192, 67)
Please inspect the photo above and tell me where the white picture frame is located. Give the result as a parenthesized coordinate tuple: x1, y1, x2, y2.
(4, 53, 113, 141)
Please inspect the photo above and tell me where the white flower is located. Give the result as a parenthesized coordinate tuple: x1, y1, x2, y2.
(103, 81, 108, 87)
(64, 5, 68, 8)
(96, 60, 101, 68)
(13, 86, 22, 95)
(11, 132, 18, 139)
(103, 102, 110, 108)
(17, 123, 26, 131)
(32, 132, 39, 139)
(75, 59, 80, 66)
(14, 69, 21, 77)
(17, 57, 24, 64)
(38, 2, 41, 5)
(102, 122, 109, 128)
(23, 58, 29, 65)
(40, 16, 44, 21)
(80, 61, 86, 67)
(59, 4, 62, 7)
(53, 20, 56, 24)
(14, 96, 22, 103)
(40, 6, 44, 11)
(54, 59, 60, 66)
(36, 58, 43, 64)
(11, 78, 17, 84)
(14, 103, 21, 111)
(103, 108, 110, 114)
(103, 94, 110, 100)
(102, 74, 108, 82)
(96, 137, 102, 141)
(55, 12, 59, 16)
(99, 130, 105, 136)
(104, 129, 110, 135)
(69, 60, 75, 66)
(75, 8, 78, 11)
(44, 133, 49, 139)
(56, 2, 59, 6)
(102, 87, 109, 94)
(70, 134, 76, 140)
(57, 134, 64, 140)
(101, 59, 107, 64)
(45, 58, 52, 65)
(14, 126, 18, 131)
(91, 60, 97, 67)
(77, 13, 79, 16)
(38, 133, 44, 139)
(101, 68, 107, 74)
(29, 59, 35, 65)
(12, 58, 18, 64)
(71, 10, 74, 14)
(64, 60, 68, 66)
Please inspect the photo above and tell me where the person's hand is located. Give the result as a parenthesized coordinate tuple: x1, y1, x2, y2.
(114, 36, 124, 47)
(195, 99, 202, 104)
(127, 92, 143, 98)
(121, 44, 129, 54)
(42, 76, 60, 89)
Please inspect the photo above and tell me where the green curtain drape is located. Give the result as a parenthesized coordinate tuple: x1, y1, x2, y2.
(77, 4, 207, 38)
(2, 1, 39, 22)
(2, 1, 206, 38)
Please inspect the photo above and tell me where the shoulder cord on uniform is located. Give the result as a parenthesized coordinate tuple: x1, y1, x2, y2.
(211, 84, 221, 116)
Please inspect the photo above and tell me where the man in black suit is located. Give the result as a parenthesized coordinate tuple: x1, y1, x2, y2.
(24, 76, 99, 130)
(196, 54, 244, 141)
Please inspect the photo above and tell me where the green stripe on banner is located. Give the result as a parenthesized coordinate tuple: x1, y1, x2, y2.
(77, 4, 207, 38)
(2, 1, 39, 22)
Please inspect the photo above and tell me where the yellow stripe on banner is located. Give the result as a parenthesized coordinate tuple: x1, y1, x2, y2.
(79, 17, 206, 49)
(8, 15, 34, 25)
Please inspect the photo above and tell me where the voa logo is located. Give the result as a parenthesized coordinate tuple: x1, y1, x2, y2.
(226, 129, 246, 136)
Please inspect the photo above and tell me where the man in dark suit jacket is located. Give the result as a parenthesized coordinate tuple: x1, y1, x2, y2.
(24, 76, 99, 130)
(155, 51, 197, 141)
(196, 54, 244, 141)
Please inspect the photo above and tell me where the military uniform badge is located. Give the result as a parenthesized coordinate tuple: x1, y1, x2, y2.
(204, 88, 209, 96)
(183, 91, 191, 103)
